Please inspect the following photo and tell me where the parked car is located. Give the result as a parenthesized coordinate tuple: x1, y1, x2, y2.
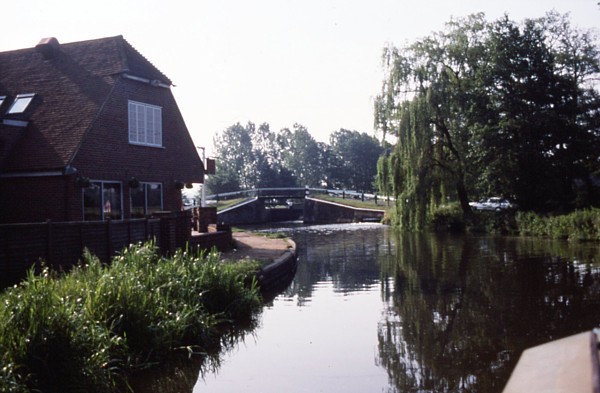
(469, 197, 513, 211)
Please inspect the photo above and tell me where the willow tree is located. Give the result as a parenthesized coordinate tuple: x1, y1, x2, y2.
(375, 14, 488, 228)
(376, 12, 600, 226)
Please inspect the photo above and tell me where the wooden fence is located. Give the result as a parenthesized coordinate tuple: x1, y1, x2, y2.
(0, 210, 231, 287)
(0, 218, 162, 283)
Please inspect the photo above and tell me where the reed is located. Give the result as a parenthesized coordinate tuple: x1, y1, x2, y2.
(0, 242, 262, 393)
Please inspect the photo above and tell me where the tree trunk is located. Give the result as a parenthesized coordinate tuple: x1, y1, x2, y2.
(456, 174, 474, 221)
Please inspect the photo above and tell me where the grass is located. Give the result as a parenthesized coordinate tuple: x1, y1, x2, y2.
(0, 242, 262, 393)
(426, 203, 600, 241)
(213, 198, 253, 212)
(515, 208, 600, 241)
(311, 194, 392, 211)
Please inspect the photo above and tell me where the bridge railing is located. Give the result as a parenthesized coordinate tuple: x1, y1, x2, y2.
(206, 188, 395, 203)
(206, 187, 324, 201)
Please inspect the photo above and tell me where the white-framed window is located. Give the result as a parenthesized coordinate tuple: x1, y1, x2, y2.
(130, 182, 163, 218)
(83, 181, 123, 221)
(128, 100, 162, 147)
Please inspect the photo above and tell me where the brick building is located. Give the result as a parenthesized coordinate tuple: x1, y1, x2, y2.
(0, 36, 204, 223)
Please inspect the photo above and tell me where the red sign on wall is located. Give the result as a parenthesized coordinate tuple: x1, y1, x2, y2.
(205, 158, 216, 175)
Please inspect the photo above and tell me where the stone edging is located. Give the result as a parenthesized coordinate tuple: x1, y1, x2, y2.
(257, 239, 297, 295)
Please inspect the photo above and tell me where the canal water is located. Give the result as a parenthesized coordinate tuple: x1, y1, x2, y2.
(194, 223, 600, 393)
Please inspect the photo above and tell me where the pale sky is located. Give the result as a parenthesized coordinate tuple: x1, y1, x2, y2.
(2, 0, 598, 153)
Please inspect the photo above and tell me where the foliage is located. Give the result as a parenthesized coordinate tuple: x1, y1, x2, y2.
(209, 122, 384, 193)
(515, 208, 600, 241)
(375, 12, 600, 229)
(0, 243, 262, 393)
(428, 202, 465, 232)
(328, 129, 384, 191)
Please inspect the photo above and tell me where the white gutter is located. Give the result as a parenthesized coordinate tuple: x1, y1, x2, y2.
(0, 165, 77, 178)
(122, 73, 171, 89)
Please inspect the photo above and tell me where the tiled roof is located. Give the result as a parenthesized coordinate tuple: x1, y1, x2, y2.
(0, 36, 171, 173)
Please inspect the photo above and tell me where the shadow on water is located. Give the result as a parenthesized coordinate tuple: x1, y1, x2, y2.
(128, 267, 298, 393)
(127, 315, 264, 393)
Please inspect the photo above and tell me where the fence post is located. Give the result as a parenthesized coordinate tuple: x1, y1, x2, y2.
(46, 219, 53, 266)
(106, 219, 113, 260)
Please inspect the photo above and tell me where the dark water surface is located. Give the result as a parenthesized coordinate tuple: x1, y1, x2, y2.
(193, 223, 600, 393)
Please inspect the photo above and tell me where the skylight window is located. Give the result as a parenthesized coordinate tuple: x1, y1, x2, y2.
(7, 93, 35, 114)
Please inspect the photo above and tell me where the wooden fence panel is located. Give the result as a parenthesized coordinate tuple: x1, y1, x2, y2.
(49, 222, 85, 270)
(0, 218, 164, 286)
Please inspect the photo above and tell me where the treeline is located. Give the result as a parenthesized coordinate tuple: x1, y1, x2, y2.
(374, 12, 600, 230)
(207, 122, 384, 194)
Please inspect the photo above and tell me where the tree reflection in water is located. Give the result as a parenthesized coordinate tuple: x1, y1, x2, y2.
(377, 232, 600, 392)
(130, 226, 600, 393)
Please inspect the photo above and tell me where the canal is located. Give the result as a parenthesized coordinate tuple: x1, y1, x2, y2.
(194, 223, 600, 392)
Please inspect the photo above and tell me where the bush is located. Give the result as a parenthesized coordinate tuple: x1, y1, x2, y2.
(0, 242, 263, 393)
(515, 208, 600, 241)
(428, 203, 466, 232)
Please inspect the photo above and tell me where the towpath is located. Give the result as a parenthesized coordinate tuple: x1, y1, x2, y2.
(219, 231, 294, 264)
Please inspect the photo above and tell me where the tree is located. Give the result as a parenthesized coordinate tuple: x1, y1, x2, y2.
(211, 122, 300, 192)
(376, 12, 600, 228)
(212, 122, 256, 190)
(329, 129, 383, 192)
(205, 159, 240, 194)
(375, 14, 489, 228)
(278, 124, 325, 187)
(475, 13, 600, 211)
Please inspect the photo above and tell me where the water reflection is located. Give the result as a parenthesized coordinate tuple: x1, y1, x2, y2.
(137, 224, 600, 392)
(378, 232, 600, 392)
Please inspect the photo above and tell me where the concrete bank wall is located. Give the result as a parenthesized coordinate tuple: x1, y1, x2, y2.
(257, 239, 297, 297)
(217, 199, 268, 225)
(217, 198, 301, 225)
(303, 197, 384, 224)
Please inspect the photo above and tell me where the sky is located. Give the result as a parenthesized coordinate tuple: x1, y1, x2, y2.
(2, 0, 599, 154)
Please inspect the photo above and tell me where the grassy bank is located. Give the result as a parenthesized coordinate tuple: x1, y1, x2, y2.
(515, 209, 600, 241)
(312, 194, 392, 211)
(429, 203, 600, 241)
(0, 242, 262, 393)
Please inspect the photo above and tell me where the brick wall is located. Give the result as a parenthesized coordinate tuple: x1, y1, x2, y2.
(0, 175, 80, 223)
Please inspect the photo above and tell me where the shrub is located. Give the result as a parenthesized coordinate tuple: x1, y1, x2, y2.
(428, 203, 465, 232)
(515, 208, 600, 241)
(0, 242, 263, 393)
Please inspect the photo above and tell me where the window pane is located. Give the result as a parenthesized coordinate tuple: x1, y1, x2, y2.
(83, 183, 102, 221)
(8, 94, 35, 114)
(128, 101, 162, 147)
(154, 108, 162, 146)
(102, 182, 122, 220)
(130, 186, 145, 218)
(128, 102, 137, 143)
(147, 183, 163, 214)
(146, 106, 155, 145)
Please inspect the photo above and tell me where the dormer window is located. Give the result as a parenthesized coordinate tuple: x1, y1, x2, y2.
(0, 96, 6, 107)
(128, 100, 162, 147)
(7, 93, 35, 114)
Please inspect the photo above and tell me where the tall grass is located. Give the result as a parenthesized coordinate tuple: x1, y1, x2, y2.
(0, 242, 262, 393)
(516, 208, 600, 241)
